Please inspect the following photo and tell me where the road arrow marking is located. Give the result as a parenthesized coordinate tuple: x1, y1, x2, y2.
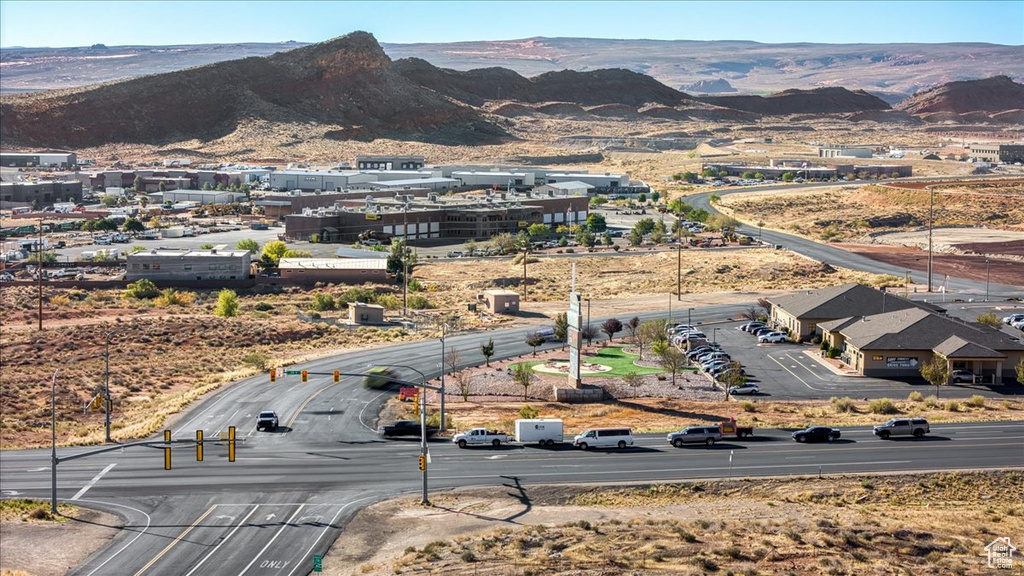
(2, 490, 22, 496)
(265, 513, 277, 522)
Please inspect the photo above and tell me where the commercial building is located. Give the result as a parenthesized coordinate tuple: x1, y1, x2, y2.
(284, 188, 589, 243)
(769, 283, 941, 340)
(0, 180, 84, 209)
(157, 189, 247, 205)
(543, 172, 632, 191)
(0, 152, 77, 168)
(126, 249, 252, 282)
(451, 171, 536, 189)
(361, 178, 459, 193)
(969, 144, 1024, 164)
(277, 258, 389, 284)
(820, 307, 1024, 383)
(356, 155, 426, 170)
(818, 146, 874, 159)
(703, 162, 911, 180)
(268, 170, 376, 192)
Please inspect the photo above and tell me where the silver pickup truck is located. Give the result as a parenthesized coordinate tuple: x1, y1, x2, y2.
(873, 418, 929, 439)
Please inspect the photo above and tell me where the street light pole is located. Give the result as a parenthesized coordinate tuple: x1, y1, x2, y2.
(985, 258, 990, 302)
(376, 363, 430, 505)
(50, 369, 59, 514)
(439, 325, 448, 433)
(103, 328, 123, 443)
(585, 297, 592, 346)
(927, 186, 934, 292)
(403, 205, 408, 317)
(688, 308, 693, 329)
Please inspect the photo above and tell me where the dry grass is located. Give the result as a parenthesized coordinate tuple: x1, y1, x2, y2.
(327, 471, 1024, 576)
(0, 499, 78, 523)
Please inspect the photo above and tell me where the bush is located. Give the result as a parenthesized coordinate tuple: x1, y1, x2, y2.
(820, 340, 829, 351)
(340, 287, 377, 304)
(460, 550, 476, 563)
(923, 395, 940, 408)
(967, 395, 986, 408)
(518, 405, 540, 419)
(830, 396, 857, 413)
(376, 294, 401, 310)
(739, 400, 756, 413)
(124, 278, 159, 299)
(946, 400, 962, 412)
(407, 294, 432, 309)
(311, 293, 336, 311)
(214, 289, 239, 317)
(869, 398, 898, 415)
(407, 278, 423, 292)
(241, 352, 270, 371)
(254, 302, 273, 311)
(908, 391, 924, 402)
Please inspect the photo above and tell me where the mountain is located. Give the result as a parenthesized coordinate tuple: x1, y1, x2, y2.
(0, 32, 508, 148)
(698, 87, 891, 115)
(684, 79, 737, 94)
(894, 75, 1024, 115)
(3, 37, 1021, 101)
(392, 58, 690, 107)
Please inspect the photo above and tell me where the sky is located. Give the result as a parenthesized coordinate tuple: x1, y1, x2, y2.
(1, 1, 1022, 48)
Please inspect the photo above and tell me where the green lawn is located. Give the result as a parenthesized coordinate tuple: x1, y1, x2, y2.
(511, 346, 669, 378)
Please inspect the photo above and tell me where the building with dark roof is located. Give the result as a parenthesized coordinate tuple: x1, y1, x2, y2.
(769, 283, 942, 340)
(819, 307, 1024, 382)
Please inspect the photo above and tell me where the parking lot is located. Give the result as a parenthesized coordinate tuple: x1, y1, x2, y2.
(688, 320, 1023, 401)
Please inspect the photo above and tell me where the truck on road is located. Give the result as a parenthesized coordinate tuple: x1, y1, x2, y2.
(514, 418, 563, 446)
(718, 417, 754, 438)
(452, 428, 511, 448)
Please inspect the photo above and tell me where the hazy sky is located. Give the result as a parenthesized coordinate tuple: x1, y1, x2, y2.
(1, 1, 1022, 48)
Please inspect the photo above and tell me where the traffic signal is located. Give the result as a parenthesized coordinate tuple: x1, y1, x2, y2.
(196, 430, 204, 462)
(270, 369, 277, 383)
(418, 455, 426, 471)
(301, 370, 308, 383)
(164, 429, 171, 470)
(333, 370, 340, 383)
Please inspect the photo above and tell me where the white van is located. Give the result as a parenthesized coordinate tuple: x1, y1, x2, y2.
(572, 427, 634, 450)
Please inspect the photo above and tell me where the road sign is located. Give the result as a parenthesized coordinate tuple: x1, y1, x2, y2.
(284, 370, 301, 375)
(313, 554, 322, 572)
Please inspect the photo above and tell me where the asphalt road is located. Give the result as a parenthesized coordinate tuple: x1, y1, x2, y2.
(2, 417, 1022, 575)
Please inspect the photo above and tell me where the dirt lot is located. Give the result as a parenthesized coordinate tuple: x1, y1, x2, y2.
(325, 471, 1024, 575)
(839, 243, 1024, 287)
(0, 501, 120, 576)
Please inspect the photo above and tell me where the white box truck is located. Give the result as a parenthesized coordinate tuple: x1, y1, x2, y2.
(514, 419, 563, 446)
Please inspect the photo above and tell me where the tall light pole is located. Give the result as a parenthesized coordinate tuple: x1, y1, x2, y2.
(985, 258, 990, 302)
(927, 186, 934, 292)
(439, 324, 449, 433)
(103, 328, 124, 443)
(668, 293, 672, 325)
(50, 369, 59, 514)
(676, 218, 682, 301)
(688, 307, 694, 329)
(402, 204, 409, 317)
(585, 297, 592, 346)
(37, 217, 44, 330)
(374, 363, 430, 504)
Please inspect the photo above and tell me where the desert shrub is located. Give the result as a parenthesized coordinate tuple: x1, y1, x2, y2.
(407, 294, 432, 309)
(376, 294, 401, 310)
(311, 293, 335, 311)
(908, 391, 924, 402)
(155, 288, 193, 307)
(50, 294, 72, 307)
(869, 398, 897, 414)
(124, 278, 159, 299)
(830, 396, 857, 413)
(923, 395, 940, 408)
(518, 405, 540, 419)
(967, 395, 986, 408)
(460, 550, 476, 563)
(214, 289, 239, 317)
(254, 302, 273, 311)
(946, 400, 962, 412)
(340, 287, 377, 304)
(407, 279, 423, 292)
(241, 352, 270, 371)
(739, 400, 756, 413)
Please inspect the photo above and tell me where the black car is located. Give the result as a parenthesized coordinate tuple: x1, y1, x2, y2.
(379, 420, 439, 438)
(792, 426, 841, 443)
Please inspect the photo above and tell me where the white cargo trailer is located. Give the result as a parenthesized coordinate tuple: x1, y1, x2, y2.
(514, 419, 563, 446)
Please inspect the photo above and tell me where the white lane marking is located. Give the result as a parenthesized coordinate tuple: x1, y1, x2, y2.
(285, 496, 376, 576)
(768, 354, 825, 391)
(184, 505, 260, 576)
(433, 460, 916, 480)
(236, 505, 306, 576)
(175, 401, 223, 437)
(27, 467, 47, 472)
(81, 499, 152, 576)
(357, 390, 390, 432)
(71, 463, 116, 501)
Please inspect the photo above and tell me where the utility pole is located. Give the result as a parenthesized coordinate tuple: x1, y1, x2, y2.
(439, 323, 448, 432)
(676, 218, 682, 302)
(103, 329, 123, 443)
(37, 217, 44, 330)
(927, 186, 934, 292)
(50, 369, 59, 514)
(985, 258, 990, 302)
(585, 297, 592, 347)
(403, 204, 408, 317)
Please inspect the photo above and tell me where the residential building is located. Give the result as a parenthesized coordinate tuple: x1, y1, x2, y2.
(819, 308, 1024, 382)
(769, 283, 941, 340)
(126, 249, 252, 282)
(277, 258, 389, 284)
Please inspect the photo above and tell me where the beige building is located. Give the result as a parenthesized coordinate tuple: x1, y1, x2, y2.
(350, 302, 386, 324)
(820, 308, 1024, 383)
(277, 258, 389, 285)
(769, 283, 935, 340)
(126, 249, 252, 282)
(483, 289, 520, 314)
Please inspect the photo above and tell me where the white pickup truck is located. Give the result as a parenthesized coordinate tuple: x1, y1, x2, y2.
(452, 428, 511, 448)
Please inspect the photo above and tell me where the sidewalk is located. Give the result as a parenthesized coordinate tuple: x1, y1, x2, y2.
(802, 349, 860, 376)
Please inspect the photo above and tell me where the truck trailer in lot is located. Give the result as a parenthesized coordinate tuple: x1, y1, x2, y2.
(514, 418, 563, 446)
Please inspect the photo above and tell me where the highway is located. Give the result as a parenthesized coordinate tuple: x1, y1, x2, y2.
(2, 177, 1022, 575)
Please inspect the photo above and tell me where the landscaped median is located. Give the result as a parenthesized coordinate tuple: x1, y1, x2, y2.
(510, 346, 668, 378)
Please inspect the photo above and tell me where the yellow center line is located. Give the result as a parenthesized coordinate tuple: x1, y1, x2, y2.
(287, 381, 342, 429)
(133, 504, 217, 576)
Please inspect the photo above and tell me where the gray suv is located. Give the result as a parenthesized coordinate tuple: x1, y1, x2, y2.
(667, 426, 723, 447)
(873, 418, 929, 439)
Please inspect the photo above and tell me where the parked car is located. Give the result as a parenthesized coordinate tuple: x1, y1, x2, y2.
(950, 370, 976, 383)
(728, 383, 760, 395)
(379, 420, 439, 438)
(573, 427, 634, 450)
(687, 345, 720, 359)
(740, 322, 766, 333)
(710, 364, 744, 378)
(667, 426, 723, 447)
(751, 326, 776, 337)
(701, 359, 731, 372)
(758, 332, 788, 344)
(792, 426, 841, 443)
(1011, 319, 1024, 331)
(873, 418, 929, 439)
(256, 411, 279, 432)
(1002, 314, 1024, 325)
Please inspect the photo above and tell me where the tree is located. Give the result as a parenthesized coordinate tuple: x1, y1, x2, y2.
(454, 370, 472, 402)
(480, 338, 495, 367)
(576, 229, 596, 248)
(602, 231, 613, 246)
(701, 167, 719, 178)
(215, 289, 239, 317)
(490, 232, 517, 254)
(781, 172, 795, 182)
(637, 319, 668, 363)
(753, 172, 765, 181)
(158, 181, 166, 192)
(527, 223, 550, 239)
(260, 240, 288, 267)
(202, 182, 213, 191)
(124, 278, 159, 299)
(445, 347, 461, 380)
(651, 191, 660, 202)
(526, 332, 546, 356)
(581, 324, 596, 347)
(311, 293, 336, 311)
(719, 363, 747, 398)
(658, 347, 687, 387)
(512, 363, 535, 400)
(633, 218, 656, 235)
(236, 239, 261, 254)
(133, 175, 144, 191)
(628, 228, 644, 247)
(920, 355, 949, 398)
(147, 217, 163, 229)
(706, 214, 741, 233)
(123, 218, 144, 233)
(638, 193, 647, 203)
(386, 238, 416, 281)
(667, 198, 693, 216)
(553, 312, 569, 349)
(601, 318, 623, 342)
(741, 171, 755, 180)
(625, 316, 640, 344)
(976, 312, 1002, 329)
(623, 372, 644, 398)
(585, 213, 607, 232)
(100, 194, 118, 207)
